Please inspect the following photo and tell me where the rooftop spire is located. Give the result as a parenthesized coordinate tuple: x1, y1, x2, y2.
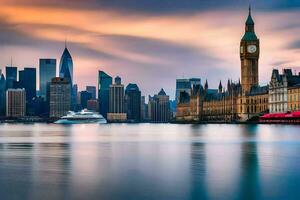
(246, 4, 254, 26)
(249, 4, 251, 15)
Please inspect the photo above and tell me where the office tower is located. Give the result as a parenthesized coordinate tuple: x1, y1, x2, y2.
(80, 90, 92, 109)
(72, 84, 78, 110)
(59, 45, 73, 85)
(49, 77, 71, 118)
(86, 86, 96, 100)
(148, 88, 170, 122)
(107, 76, 127, 122)
(87, 99, 99, 112)
(5, 66, 17, 89)
(175, 78, 200, 103)
(98, 71, 112, 118)
(125, 83, 141, 122)
(0, 71, 6, 116)
(240, 6, 259, 93)
(19, 68, 36, 101)
(6, 89, 26, 118)
(140, 96, 147, 121)
(39, 59, 56, 100)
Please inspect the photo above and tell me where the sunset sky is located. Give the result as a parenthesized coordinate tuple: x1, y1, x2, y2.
(1, 0, 300, 99)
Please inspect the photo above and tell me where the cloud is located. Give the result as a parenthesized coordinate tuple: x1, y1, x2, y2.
(1, 1, 300, 98)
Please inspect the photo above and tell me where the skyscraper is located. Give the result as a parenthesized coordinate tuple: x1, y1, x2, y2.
(140, 96, 147, 121)
(59, 45, 73, 85)
(125, 83, 141, 122)
(98, 71, 112, 118)
(72, 84, 78, 111)
(6, 88, 26, 118)
(175, 78, 201, 103)
(80, 90, 92, 109)
(19, 68, 36, 102)
(0, 71, 6, 116)
(86, 86, 96, 100)
(5, 66, 17, 89)
(49, 77, 71, 118)
(148, 88, 170, 122)
(107, 76, 127, 122)
(39, 59, 56, 100)
(240, 6, 259, 93)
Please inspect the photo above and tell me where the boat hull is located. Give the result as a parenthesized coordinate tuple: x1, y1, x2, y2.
(54, 118, 107, 124)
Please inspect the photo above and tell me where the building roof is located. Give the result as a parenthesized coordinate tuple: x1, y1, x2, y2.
(126, 83, 140, 91)
(271, 68, 300, 87)
(59, 47, 73, 84)
(242, 32, 258, 41)
(248, 85, 269, 96)
(158, 88, 166, 95)
(246, 6, 254, 25)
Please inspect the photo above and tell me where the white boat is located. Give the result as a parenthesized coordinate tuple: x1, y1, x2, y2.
(54, 110, 107, 124)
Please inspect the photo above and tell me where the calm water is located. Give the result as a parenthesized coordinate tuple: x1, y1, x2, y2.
(0, 123, 300, 200)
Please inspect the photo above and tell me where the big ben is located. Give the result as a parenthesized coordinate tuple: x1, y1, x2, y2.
(240, 6, 259, 93)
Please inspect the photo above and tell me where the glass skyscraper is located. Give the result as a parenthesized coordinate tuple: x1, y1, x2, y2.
(0, 71, 6, 116)
(5, 66, 17, 89)
(125, 83, 141, 122)
(86, 86, 96, 100)
(39, 59, 56, 100)
(19, 67, 36, 102)
(59, 46, 73, 85)
(98, 71, 112, 118)
(175, 78, 201, 103)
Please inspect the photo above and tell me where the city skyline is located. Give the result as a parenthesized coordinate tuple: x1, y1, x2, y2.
(1, 1, 300, 98)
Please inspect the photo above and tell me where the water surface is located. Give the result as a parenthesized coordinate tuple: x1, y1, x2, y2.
(0, 123, 299, 200)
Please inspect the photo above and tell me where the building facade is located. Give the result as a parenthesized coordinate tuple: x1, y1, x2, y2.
(87, 99, 99, 112)
(176, 7, 269, 123)
(98, 71, 112, 119)
(149, 89, 170, 122)
(0, 71, 5, 116)
(125, 83, 141, 122)
(240, 7, 259, 93)
(59, 46, 73, 85)
(288, 84, 300, 111)
(6, 89, 26, 118)
(80, 90, 92, 109)
(86, 86, 96, 100)
(39, 59, 56, 100)
(175, 78, 200, 103)
(268, 69, 300, 113)
(19, 67, 36, 102)
(5, 66, 17, 89)
(49, 77, 71, 118)
(107, 76, 127, 122)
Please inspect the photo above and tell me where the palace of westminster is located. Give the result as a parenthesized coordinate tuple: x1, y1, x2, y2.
(176, 7, 300, 122)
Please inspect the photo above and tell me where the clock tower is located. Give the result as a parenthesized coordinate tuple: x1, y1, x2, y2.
(240, 6, 259, 93)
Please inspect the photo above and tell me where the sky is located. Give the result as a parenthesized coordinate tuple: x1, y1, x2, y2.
(1, 0, 300, 99)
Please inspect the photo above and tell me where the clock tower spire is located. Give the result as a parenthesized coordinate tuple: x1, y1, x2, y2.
(240, 5, 259, 93)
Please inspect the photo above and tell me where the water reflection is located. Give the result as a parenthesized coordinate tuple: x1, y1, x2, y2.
(0, 123, 299, 200)
(239, 142, 260, 200)
(189, 142, 207, 199)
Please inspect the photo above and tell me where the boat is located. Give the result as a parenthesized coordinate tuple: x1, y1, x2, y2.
(54, 110, 107, 124)
(260, 111, 300, 124)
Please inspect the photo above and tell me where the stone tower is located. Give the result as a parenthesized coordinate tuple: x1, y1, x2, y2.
(240, 6, 259, 93)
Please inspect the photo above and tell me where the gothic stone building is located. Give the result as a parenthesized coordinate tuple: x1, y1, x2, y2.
(176, 7, 269, 122)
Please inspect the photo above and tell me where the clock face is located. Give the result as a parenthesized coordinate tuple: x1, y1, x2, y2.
(247, 45, 257, 53)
